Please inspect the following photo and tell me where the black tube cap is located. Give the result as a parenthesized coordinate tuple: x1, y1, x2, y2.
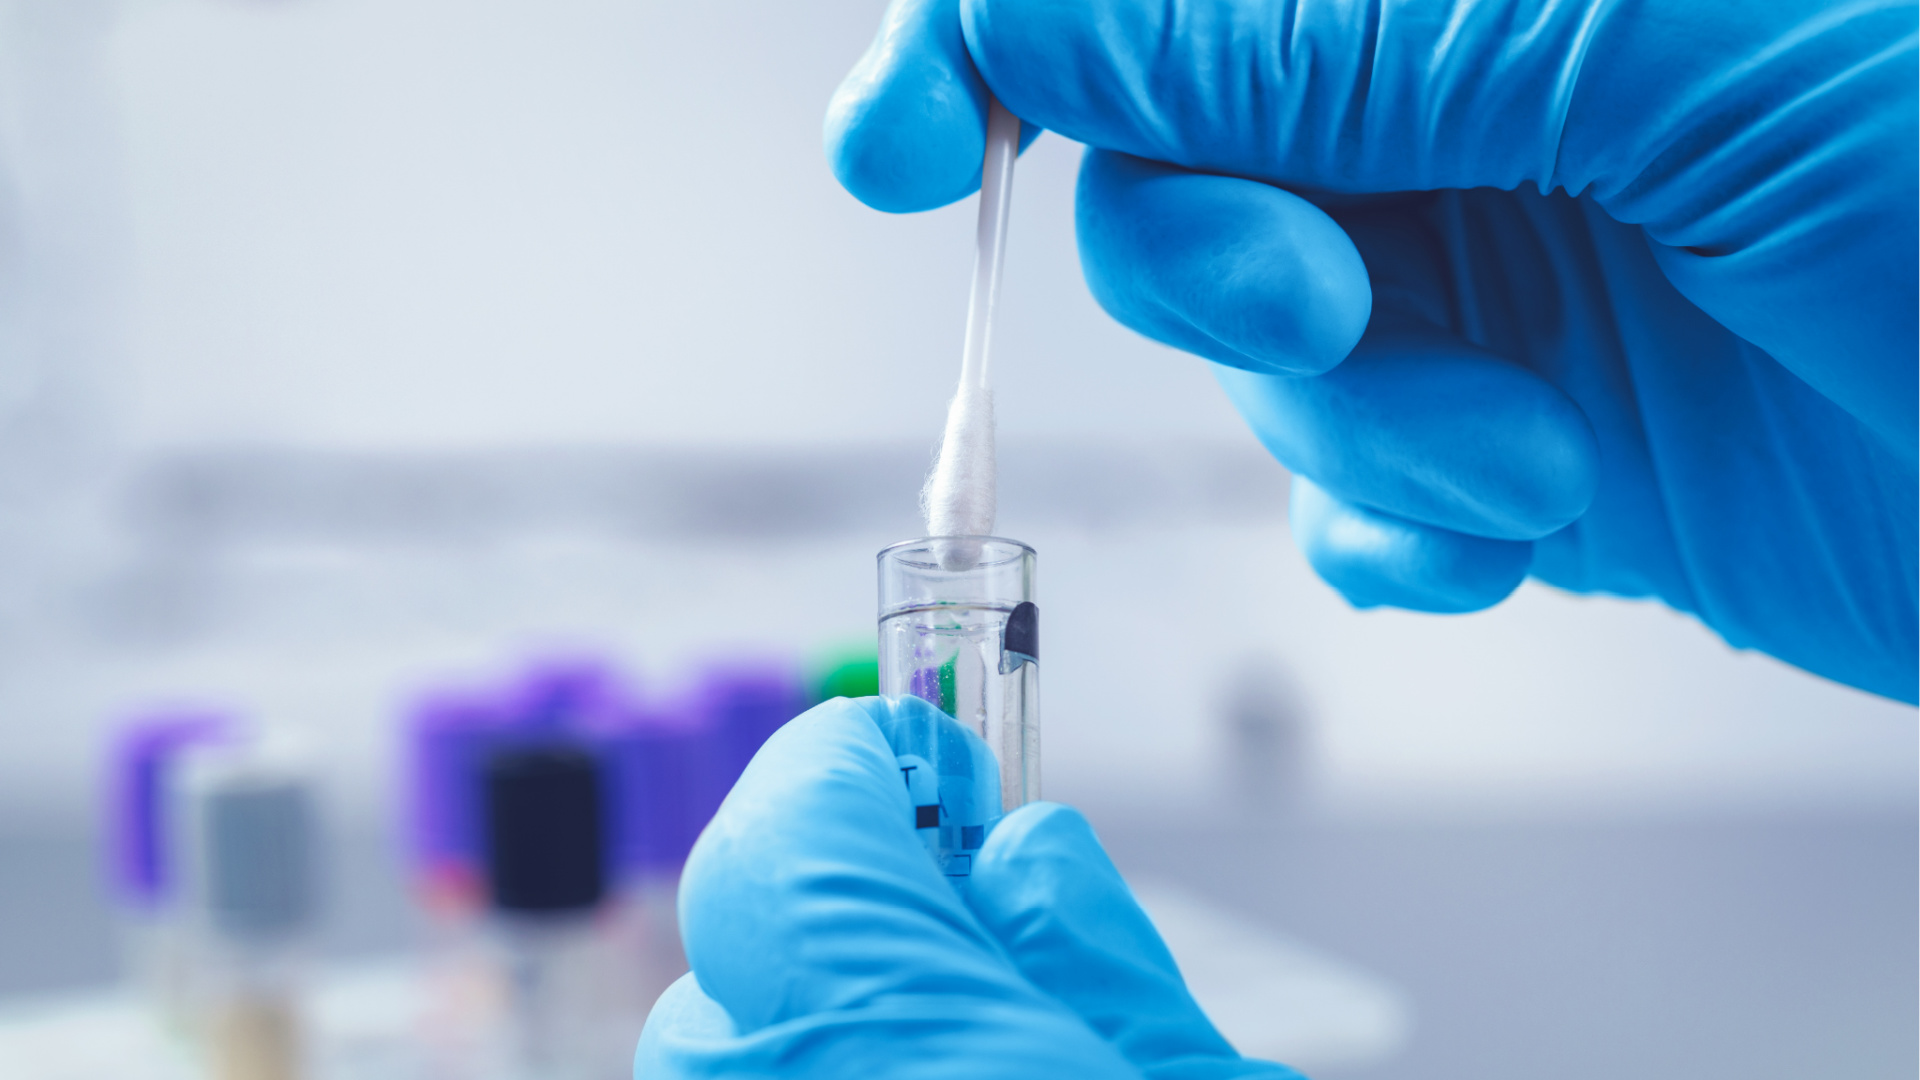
(482, 745, 605, 913)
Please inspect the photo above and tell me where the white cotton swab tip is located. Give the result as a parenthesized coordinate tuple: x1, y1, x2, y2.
(922, 96, 1020, 571)
(922, 382, 996, 569)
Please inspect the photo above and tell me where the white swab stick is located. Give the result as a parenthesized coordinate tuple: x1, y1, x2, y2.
(923, 97, 1020, 568)
(961, 96, 1020, 393)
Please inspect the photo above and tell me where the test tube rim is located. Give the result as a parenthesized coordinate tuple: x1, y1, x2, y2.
(877, 535, 1035, 624)
(877, 535, 1034, 569)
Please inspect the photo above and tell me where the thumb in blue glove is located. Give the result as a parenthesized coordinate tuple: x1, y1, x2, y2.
(636, 696, 1303, 1079)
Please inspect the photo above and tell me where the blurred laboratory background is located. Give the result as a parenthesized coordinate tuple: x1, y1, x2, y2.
(0, 1, 1911, 1078)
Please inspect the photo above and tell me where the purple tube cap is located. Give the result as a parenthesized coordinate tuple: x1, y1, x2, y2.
(593, 698, 723, 876)
(404, 689, 514, 877)
(507, 656, 630, 732)
(689, 660, 807, 767)
(106, 710, 237, 909)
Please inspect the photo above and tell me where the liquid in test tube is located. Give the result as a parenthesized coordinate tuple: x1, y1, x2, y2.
(877, 537, 1038, 883)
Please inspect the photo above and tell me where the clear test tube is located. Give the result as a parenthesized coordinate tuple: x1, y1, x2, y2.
(877, 537, 1038, 883)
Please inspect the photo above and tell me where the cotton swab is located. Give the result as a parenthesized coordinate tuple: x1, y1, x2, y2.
(922, 96, 1020, 570)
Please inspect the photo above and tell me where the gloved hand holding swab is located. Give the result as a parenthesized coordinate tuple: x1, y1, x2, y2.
(922, 96, 1020, 571)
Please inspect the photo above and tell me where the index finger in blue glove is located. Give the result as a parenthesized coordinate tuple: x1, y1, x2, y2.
(637, 696, 1140, 1078)
(1082, 150, 1600, 540)
(1075, 151, 1369, 378)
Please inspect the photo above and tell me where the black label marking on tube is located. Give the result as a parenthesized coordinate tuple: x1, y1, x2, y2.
(1000, 601, 1039, 674)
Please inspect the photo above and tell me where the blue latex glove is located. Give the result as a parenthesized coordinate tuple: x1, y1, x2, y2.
(826, 0, 1918, 703)
(635, 696, 1301, 1079)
